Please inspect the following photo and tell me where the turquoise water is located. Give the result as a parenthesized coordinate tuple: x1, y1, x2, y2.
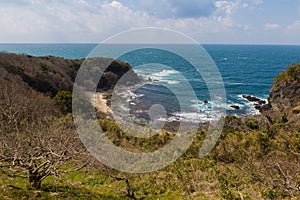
(1, 44, 300, 121)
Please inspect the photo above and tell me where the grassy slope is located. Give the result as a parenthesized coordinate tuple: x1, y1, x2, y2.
(1, 117, 299, 199)
(0, 55, 299, 199)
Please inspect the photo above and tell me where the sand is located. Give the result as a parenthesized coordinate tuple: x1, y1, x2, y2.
(88, 92, 112, 116)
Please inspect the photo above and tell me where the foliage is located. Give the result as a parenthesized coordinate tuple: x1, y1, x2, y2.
(53, 90, 73, 114)
(0, 75, 86, 189)
(1, 114, 300, 199)
(274, 62, 300, 81)
(245, 119, 259, 130)
(1, 55, 300, 199)
(0, 52, 81, 96)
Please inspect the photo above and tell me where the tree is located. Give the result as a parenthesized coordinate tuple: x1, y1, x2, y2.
(0, 73, 86, 189)
(53, 90, 73, 114)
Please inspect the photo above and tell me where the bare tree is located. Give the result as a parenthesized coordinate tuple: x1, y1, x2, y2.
(0, 71, 86, 189)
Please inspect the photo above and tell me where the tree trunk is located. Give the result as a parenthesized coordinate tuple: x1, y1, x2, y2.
(125, 178, 136, 199)
(28, 171, 42, 189)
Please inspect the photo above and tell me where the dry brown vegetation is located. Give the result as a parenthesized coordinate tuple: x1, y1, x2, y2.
(0, 53, 299, 199)
(0, 53, 82, 96)
(0, 66, 87, 189)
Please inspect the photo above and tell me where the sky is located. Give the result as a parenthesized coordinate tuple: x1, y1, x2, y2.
(1, 0, 300, 44)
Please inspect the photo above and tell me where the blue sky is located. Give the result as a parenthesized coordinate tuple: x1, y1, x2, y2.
(1, 0, 300, 44)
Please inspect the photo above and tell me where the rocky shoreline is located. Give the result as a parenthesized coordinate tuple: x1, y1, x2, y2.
(95, 91, 270, 132)
(92, 60, 300, 133)
(241, 94, 269, 111)
(5, 50, 294, 133)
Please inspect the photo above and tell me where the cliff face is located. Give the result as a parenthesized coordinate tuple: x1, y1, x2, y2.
(98, 59, 140, 91)
(0, 53, 138, 96)
(268, 63, 300, 113)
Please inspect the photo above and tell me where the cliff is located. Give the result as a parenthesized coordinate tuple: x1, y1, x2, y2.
(268, 63, 300, 113)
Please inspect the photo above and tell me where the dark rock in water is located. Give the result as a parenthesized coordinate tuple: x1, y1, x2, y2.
(203, 100, 208, 104)
(258, 99, 267, 104)
(242, 95, 262, 103)
(230, 105, 240, 110)
(254, 105, 262, 111)
(242, 95, 266, 107)
(241, 95, 267, 112)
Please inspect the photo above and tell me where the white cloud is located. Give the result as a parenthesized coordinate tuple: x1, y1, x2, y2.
(252, 0, 264, 5)
(0, 0, 144, 42)
(0, 0, 248, 43)
(287, 20, 300, 31)
(1, 0, 292, 44)
(242, 3, 249, 8)
(136, 0, 216, 19)
(213, 0, 252, 30)
(264, 23, 281, 30)
(110, 1, 124, 9)
(215, 1, 239, 16)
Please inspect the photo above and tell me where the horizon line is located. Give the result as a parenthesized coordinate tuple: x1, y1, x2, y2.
(1, 42, 300, 46)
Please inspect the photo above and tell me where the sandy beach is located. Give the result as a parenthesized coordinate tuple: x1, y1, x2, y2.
(88, 92, 112, 118)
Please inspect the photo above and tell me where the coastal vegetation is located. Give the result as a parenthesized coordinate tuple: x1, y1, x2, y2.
(0, 53, 299, 199)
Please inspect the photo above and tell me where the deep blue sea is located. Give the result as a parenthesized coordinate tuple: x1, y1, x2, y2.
(1, 44, 300, 122)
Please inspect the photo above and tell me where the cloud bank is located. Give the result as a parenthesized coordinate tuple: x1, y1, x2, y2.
(0, 0, 299, 44)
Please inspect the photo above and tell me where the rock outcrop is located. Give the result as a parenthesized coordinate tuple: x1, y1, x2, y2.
(268, 63, 300, 112)
(242, 95, 266, 105)
(241, 95, 267, 112)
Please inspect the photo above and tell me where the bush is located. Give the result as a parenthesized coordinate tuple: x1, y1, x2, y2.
(53, 91, 72, 114)
(262, 188, 277, 199)
(274, 63, 300, 81)
(245, 119, 259, 130)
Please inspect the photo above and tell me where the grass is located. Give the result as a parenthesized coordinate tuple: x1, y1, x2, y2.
(1, 117, 300, 199)
(0, 170, 131, 200)
(1, 53, 300, 199)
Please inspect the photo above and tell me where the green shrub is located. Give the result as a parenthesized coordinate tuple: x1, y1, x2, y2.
(262, 188, 277, 199)
(274, 63, 300, 81)
(53, 91, 72, 114)
(245, 119, 259, 130)
(256, 131, 270, 152)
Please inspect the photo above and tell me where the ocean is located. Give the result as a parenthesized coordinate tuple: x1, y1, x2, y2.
(1, 44, 300, 122)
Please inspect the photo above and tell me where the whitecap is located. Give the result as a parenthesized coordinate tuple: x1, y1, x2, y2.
(169, 80, 180, 84)
(169, 111, 222, 123)
(151, 69, 179, 77)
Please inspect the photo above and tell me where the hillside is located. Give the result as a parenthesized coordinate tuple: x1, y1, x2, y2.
(0, 55, 299, 199)
(0, 52, 138, 97)
(0, 53, 81, 96)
